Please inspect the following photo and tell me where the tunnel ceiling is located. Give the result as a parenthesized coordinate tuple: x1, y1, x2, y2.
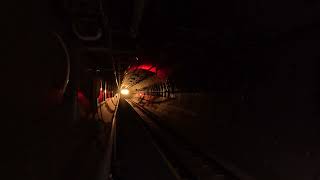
(122, 69, 155, 89)
(58, 0, 219, 69)
(121, 62, 170, 91)
(54, 0, 227, 93)
(51, 0, 320, 93)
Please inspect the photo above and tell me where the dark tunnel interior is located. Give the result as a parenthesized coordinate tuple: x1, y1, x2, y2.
(2, 0, 320, 180)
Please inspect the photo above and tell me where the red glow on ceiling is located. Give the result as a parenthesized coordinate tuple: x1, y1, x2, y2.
(127, 64, 170, 80)
(128, 64, 157, 73)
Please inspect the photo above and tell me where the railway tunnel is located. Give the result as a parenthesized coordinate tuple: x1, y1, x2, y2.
(2, 0, 320, 180)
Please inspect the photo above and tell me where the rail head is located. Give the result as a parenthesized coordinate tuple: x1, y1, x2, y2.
(98, 95, 120, 180)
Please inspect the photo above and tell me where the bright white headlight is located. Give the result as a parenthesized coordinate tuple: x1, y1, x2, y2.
(120, 89, 130, 95)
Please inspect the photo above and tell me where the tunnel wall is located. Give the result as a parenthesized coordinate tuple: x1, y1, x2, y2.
(130, 51, 320, 180)
(125, 24, 320, 180)
(96, 95, 119, 124)
(131, 92, 229, 147)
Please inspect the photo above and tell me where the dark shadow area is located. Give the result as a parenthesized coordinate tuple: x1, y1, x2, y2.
(2, 0, 320, 180)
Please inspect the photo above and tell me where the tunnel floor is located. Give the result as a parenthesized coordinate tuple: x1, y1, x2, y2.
(113, 98, 177, 180)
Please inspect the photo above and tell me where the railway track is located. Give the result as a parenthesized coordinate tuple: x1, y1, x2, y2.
(126, 99, 250, 180)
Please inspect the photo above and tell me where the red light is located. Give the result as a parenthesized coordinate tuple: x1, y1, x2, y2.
(128, 64, 157, 73)
(100, 88, 103, 91)
(127, 64, 170, 80)
(139, 93, 142, 96)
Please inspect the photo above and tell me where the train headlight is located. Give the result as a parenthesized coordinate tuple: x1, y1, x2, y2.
(120, 89, 130, 95)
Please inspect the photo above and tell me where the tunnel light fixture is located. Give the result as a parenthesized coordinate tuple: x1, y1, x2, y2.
(120, 89, 130, 95)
